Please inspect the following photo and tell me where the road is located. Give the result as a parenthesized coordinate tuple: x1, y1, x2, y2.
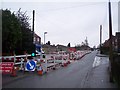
(3, 51, 97, 88)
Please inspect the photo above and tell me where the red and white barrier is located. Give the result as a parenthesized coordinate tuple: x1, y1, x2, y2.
(0, 51, 91, 75)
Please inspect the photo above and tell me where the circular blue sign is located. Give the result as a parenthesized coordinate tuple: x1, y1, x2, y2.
(26, 60, 36, 71)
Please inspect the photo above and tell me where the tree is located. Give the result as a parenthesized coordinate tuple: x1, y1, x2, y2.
(67, 43, 71, 47)
(81, 42, 85, 46)
(75, 44, 81, 50)
(85, 37, 89, 46)
(2, 9, 21, 55)
(46, 41, 51, 45)
(2, 9, 34, 55)
(15, 8, 33, 54)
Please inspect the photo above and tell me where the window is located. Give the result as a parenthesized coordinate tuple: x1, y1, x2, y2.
(37, 38, 39, 42)
(34, 37, 36, 42)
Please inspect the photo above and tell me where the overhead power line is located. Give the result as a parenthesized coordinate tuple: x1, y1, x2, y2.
(38, 2, 105, 12)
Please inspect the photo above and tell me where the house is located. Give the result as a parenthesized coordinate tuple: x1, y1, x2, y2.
(42, 44, 68, 54)
(56, 44, 68, 52)
(103, 32, 120, 52)
(103, 35, 116, 47)
(33, 33, 41, 53)
(115, 32, 120, 52)
(42, 44, 56, 54)
(34, 33, 41, 44)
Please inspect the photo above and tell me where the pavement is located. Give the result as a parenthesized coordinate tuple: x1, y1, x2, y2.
(84, 53, 118, 88)
(96, 53, 109, 57)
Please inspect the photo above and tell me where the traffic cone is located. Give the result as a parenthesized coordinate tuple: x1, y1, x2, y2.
(38, 64, 43, 75)
(67, 61, 70, 64)
(11, 67, 17, 77)
(53, 66, 56, 70)
(64, 63, 67, 67)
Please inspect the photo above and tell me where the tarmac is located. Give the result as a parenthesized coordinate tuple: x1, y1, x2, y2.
(2, 70, 36, 87)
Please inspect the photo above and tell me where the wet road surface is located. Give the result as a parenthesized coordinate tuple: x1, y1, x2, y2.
(3, 51, 97, 88)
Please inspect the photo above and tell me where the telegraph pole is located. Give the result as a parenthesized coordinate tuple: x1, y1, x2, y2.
(100, 25, 102, 54)
(32, 10, 35, 53)
(32, 10, 35, 43)
(108, 1, 114, 82)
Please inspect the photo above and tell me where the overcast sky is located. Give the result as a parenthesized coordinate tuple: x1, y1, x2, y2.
(1, 0, 119, 47)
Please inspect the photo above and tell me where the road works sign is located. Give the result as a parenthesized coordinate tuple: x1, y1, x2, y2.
(25, 60, 36, 71)
(0, 62, 14, 74)
(68, 47, 76, 52)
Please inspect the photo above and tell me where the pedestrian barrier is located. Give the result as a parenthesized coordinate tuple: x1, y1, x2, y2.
(0, 51, 91, 76)
(46, 61, 59, 72)
(43, 51, 91, 73)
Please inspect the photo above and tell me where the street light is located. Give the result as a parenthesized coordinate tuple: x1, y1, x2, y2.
(44, 32, 47, 44)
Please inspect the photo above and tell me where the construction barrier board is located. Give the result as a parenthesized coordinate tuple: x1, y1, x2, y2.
(0, 62, 14, 74)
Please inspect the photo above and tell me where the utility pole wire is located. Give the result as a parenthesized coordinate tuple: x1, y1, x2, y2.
(38, 2, 105, 12)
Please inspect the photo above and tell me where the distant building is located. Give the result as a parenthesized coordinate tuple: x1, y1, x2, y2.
(42, 44, 56, 54)
(56, 44, 68, 52)
(33, 33, 41, 53)
(34, 33, 41, 44)
(103, 35, 116, 47)
(79, 45, 91, 50)
(115, 32, 120, 52)
(42, 44, 68, 54)
(103, 32, 120, 52)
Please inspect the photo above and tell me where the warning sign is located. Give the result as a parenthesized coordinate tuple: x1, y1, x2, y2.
(0, 62, 14, 74)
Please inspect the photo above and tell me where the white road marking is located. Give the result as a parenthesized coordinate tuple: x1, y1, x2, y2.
(93, 56, 109, 68)
(92, 56, 102, 68)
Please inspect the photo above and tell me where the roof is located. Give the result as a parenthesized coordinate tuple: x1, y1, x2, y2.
(34, 33, 41, 39)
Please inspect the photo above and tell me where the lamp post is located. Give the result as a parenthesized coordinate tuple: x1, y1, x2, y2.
(44, 32, 47, 44)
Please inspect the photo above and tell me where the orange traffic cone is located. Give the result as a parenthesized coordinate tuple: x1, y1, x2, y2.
(11, 67, 17, 77)
(67, 61, 70, 64)
(38, 64, 43, 75)
(64, 63, 67, 67)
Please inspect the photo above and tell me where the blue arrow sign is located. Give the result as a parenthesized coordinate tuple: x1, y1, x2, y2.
(26, 60, 36, 71)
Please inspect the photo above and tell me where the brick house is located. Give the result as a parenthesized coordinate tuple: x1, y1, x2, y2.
(103, 32, 120, 52)
(33, 33, 41, 53)
(115, 32, 120, 52)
